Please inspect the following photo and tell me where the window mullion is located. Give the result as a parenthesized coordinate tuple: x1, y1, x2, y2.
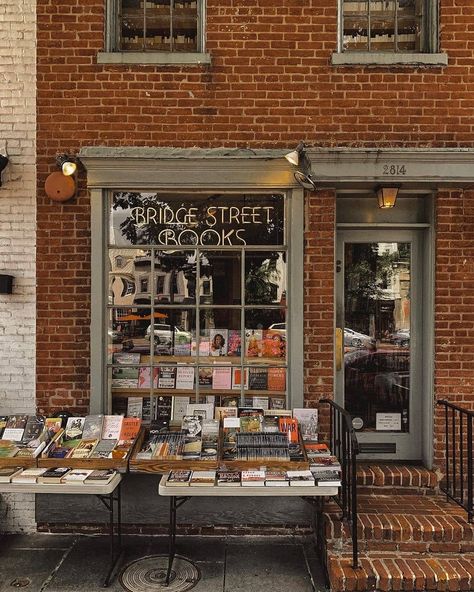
(368, 1, 371, 52)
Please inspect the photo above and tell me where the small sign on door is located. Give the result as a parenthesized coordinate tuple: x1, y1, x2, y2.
(376, 413, 402, 431)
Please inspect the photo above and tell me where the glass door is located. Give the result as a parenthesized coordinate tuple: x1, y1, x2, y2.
(336, 230, 423, 460)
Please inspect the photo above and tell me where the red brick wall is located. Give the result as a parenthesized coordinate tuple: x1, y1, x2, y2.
(37, 0, 474, 456)
(434, 190, 474, 466)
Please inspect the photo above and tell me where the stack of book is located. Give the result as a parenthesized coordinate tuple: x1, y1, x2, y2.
(0, 466, 117, 485)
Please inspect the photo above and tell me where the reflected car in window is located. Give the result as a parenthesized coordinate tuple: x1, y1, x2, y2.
(344, 328, 375, 349)
(390, 330, 410, 348)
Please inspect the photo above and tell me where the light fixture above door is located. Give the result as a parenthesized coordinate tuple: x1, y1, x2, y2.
(376, 186, 400, 209)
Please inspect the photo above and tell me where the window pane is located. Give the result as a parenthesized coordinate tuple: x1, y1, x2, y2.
(244, 310, 287, 364)
(200, 251, 241, 305)
(171, 1, 198, 52)
(150, 308, 196, 357)
(145, 0, 171, 51)
(108, 249, 152, 306)
(343, 0, 369, 51)
(109, 308, 152, 358)
(245, 251, 286, 305)
(370, 0, 396, 51)
(198, 365, 234, 393)
(199, 310, 241, 360)
(397, 0, 422, 51)
(120, 0, 145, 51)
(154, 250, 197, 305)
(110, 192, 285, 247)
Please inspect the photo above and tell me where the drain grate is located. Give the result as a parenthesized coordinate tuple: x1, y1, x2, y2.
(120, 555, 200, 592)
(10, 579, 31, 588)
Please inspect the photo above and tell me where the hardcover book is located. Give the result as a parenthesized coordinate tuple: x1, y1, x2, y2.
(212, 366, 232, 390)
(175, 366, 194, 390)
(3, 414, 29, 442)
(217, 470, 241, 486)
(186, 403, 214, 421)
(84, 469, 116, 485)
(89, 439, 117, 459)
(38, 467, 70, 483)
(119, 417, 141, 441)
(210, 329, 228, 356)
(82, 415, 104, 441)
(22, 416, 45, 444)
(0, 416, 8, 438)
(69, 439, 98, 458)
(278, 417, 299, 443)
(138, 366, 159, 389)
(63, 417, 85, 442)
(267, 368, 286, 392)
(241, 470, 266, 487)
(262, 331, 286, 358)
(248, 367, 268, 391)
(245, 330, 263, 357)
(264, 470, 289, 486)
(189, 470, 216, 486)
(0, 467, 23, 482)
(166, 470, 192, 486)
(198, 367, 213, 387)
(293, 408, 318, 442)
(231, 368, 248, 390)
(312, 470, 342, 487)
(227, 330, 241, 357)
(310, 456, 341, 470)
(61, 469, 94, 483)
(287, 470, 315, 486)
(158, 366, 176, 389)
(12, 468, 48, 483)
(127, 397, 143, 418)
(101, 415, 123, 440)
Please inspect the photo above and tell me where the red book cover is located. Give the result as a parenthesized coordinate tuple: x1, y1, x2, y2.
(267, 368, 286, 392)
(278, 417, 299, 443)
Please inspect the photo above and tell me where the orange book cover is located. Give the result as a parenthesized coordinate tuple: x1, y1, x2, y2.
(267, 368, 286, 392)
(278, 417, 299, 443)
(119, 418, 142, 441)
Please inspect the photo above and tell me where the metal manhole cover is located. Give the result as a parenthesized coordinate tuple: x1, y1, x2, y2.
(120, 555, 200, 592)
(10, 579, 31, 588)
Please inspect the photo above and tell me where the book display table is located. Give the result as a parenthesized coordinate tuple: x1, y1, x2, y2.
(158, 474, 338, 585)
(0, 474, 123, 587)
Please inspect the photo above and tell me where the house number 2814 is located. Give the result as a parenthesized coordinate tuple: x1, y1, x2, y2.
(383, 164, 407, 176)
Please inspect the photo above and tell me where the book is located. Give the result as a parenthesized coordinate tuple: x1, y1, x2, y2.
(304, 443, 331, 459)
(241, 470, 266, 486)
(12, 468, 48, 483)
(112, 378, 139, 388)
(278, 417, 299, 443)
(232, 367, 248, 389)
(138, 366, 159, 389)
(0, 441, 19, 458)
(82, 415, 104, 441)
(214, 406, 238, 422)
(61, 469, 94, 483)
(312, 470, 342, 487)
(181, 415, 202, 437)
(89, 439, 117, 459)
(267, 368, 286, 392)
(44, 418, 63, 438)
(182, 437, 202, 459)
(69, 439, 98, 458)
(22, 416, 45, 444)
(262, 330, 286, 358)
(63, 417, 85, 442)
(0, 467, 23, 483)
(158, 366, 176, 389)
(84, 469, 116, 485)
(293, 408, 318, 442)
(112, 366, 139, 380)
(175, 366, 194, 390)
(240, 415, 263, 432)
(217, 470, 241, 486)
(245, 330, 263, 357)
(111, 439, 134, 459)
(127, 397, 143, 418)
(186, 403, 215, 421)
(101, 415, 123, 440)
(310, 456, 341, 471)
(210, 329, 228, 356)
(189, 470, 216, 486)
(113, 353, 141, 364)
(166, 470, 192, 486)
(198, 367, 213, 386)
(212, 366, 232, 390)
(0, 416, 8, 438)
(3, 414, 29, 442)
(119, 417, 141, 441)
(38, 467, 70, 483)
(227, 330, 241, 356)
(252, 396, 269, 410)
(248, 367, 268, 390)
(265, 470, 289, 486)
(287, 470, 315, 486)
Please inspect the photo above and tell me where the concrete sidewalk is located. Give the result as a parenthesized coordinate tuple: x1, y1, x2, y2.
(0, 534, 328, 592)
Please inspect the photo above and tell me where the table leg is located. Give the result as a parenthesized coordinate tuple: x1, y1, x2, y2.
(165, 496, 177, 586)
(98, 483, 124, 588)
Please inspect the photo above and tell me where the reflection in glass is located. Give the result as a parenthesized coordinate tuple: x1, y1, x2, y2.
(150, 308, 196, 357)
(108, 249, 152, 306)
(199, 251, 241, 305)
(245, 251, 286, 305)
(109, 308, 152, 358)
(344, 242, 410, 432)
(154, 250, 196, 304)
(199, 310, 241, 359)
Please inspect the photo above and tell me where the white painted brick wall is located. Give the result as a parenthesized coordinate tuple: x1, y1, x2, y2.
(0, 0, 36, 533)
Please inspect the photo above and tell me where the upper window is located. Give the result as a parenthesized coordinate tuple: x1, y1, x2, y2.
(334, 0, 446, 65)
(100, 0, 210, 64)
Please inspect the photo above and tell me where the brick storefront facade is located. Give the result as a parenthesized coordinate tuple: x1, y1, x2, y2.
(35, 0, 474, 471)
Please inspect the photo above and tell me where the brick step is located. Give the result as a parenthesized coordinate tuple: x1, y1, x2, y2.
(324, 494, 474, 553)
(328, 552, 474, 592)
(357, 464, 439, 490)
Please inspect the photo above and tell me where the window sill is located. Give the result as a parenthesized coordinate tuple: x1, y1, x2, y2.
(331, 52, 448, 67)
(97, 51, 211, 65)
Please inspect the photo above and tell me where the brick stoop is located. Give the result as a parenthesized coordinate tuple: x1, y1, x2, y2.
(324, 464, 474, 591)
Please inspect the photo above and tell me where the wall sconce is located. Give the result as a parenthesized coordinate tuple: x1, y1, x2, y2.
(0, 274, 14, 294)
(0, 154, 9, 187)
(45, 154, 78, 202)
(376, 186, 400, 209)
(285, 142, 317, 191)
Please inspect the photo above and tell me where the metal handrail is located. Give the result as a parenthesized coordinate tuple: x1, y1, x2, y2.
(320, 399, 359, 568)
(437, 399, 473, 522)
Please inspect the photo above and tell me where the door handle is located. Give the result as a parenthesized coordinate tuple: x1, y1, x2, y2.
(335, 327, 343, 370)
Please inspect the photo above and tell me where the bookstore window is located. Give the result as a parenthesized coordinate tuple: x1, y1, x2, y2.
(107, 192, 290, 423)
(99, 0, 211, 64)
(333, 0, 446, 65)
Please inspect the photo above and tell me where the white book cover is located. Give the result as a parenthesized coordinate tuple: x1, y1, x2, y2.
(62, 469, 94, 483)
(127, 397, 143, 418)
(186, 403, 215, 420)
(252, 396, 269, 410)
(175, 366, 194, 390)
(210, 329, 228, 356)
(101, 415, 123, 440)
(172, 397, 190, 421)
(2, 428, 25, 442)
(12, 468, 48, 483)
(293, 408, 318, 442)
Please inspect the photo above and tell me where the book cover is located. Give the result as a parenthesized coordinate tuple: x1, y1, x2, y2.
(22, 416, 45, 444)
(231, 368, 248, 390)
(113, 353, 141, 365)
(154, 396, 172, 422)
(240, 415, 263, 432)
(89, 439, 117, 459)
(212, 366, 232, 390)
(101, 415, 123, 440)
(186, 403, 215, 421)
(293, 408, 318, 442)
(181, 415, 202, 437)
(191, 337, 210, 357)
(112, 378, 139, 389)
(61, 469, 94, 483)
(44, 418, 63, 438)
(241, 470, 265, 486)
(245, 330, 263, 357)
(0, 416, 8, 438)
(38, 467, 70, 483)
(172, 396, 190, 421)
(0, 467, 24, 483)
(189, 470, 216, 486)
(3, 414, 29, 442)
(175, 366, 194, 390)
(248, 367, 268, 390)
(112, 366, 139, 380)
(82, 415, 104, 441)
(12, 468, 48, 483)
(312, 470, 342, 487)
(166, 470, 192, 486)
(69, 439, 98, 458)
(227, 330, 241, 357)
(210, 329, 228, 356)
(217, 470, 241, 486)
(304, 443, 331, 459)
(265, 470, 289, 486)
(198, 367, 213, 387)
(63, 417, 85, 442)
(267, 368, 286, 392)
(84, 469, 116, 484)
(262, 331, 286, 358)
(137, 366, 155, 389)
(309, 456, 341, 470)
(279, 417, 299, 443)
(119, 417, 141, 441)
(127, 397, 143, 418)
(158, 366, 176, 389)
(182, 437, 202, 459)
(214, 406, 238, 422)
(252, 396, 269, 410)
(174, 332, 192, 356)
(287, 470, 315, 486)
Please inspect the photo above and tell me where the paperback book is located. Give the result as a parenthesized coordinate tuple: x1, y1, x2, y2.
(166, 470, 192, 486)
